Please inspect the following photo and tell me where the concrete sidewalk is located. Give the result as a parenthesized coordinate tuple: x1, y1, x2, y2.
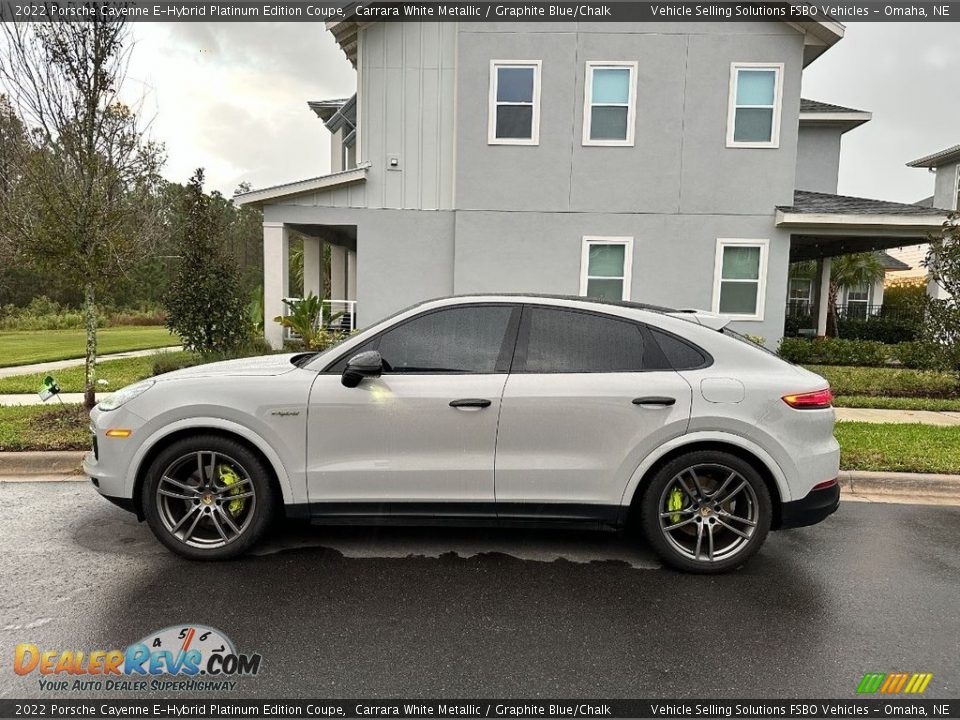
(834, 407, 960, 426)
(0, 345, 181, 379)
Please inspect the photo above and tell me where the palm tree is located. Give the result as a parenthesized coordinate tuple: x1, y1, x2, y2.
(827, 252, 885, 336)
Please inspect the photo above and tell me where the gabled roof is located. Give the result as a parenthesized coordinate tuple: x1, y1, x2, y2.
(308, 97, 350, 123)
(799, 98, 871, 132)
(875, 251, 911, 271)
(234, 166, 367, 207)
(799, 98, 866, 114)
(907, 144, 960, 168)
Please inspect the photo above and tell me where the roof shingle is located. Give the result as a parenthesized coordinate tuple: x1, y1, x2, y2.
(799, 98, 868, 114)
(779, 190, 950, 216)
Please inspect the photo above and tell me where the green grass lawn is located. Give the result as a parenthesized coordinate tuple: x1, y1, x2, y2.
(0, 326, 179, 368)
(835, 422, 960, 474)
(0, 352, 190, 394)
(0, 404, 89, 451)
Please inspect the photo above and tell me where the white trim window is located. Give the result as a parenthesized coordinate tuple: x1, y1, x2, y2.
(582, 61, 638, 146)
(488, 60, 541, 145)
(712, 239, 769, 320)
(726, 63, 784, 148)
(579, 237, 634, 301)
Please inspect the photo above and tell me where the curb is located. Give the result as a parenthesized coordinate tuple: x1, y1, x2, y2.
(838, 470, 960, 499)
(0, 451, 86, 476)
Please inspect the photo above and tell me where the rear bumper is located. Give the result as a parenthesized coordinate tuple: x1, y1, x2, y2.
(779, 481, 840, 529)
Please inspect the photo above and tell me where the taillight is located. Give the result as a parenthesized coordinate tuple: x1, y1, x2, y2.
(813, 478, 838, 490)
(782, 388, 833, 409)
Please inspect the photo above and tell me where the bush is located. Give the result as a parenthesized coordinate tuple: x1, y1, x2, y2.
(778, 337, 889, 367)
(0, 296, 98, 330)
(836, 317, 919, 344)
(890, 341, 952, 371)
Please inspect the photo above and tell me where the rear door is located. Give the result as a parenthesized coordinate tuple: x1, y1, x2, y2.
(494, 305, 693, 520)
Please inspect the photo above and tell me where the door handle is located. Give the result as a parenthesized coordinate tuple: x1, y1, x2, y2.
(449, 398, 492, 408)
(632, 396, 676, 407)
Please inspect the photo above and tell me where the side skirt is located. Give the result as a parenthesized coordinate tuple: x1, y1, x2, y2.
(284, 502, 623, 531)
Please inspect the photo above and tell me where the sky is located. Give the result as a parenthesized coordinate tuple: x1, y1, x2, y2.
(124, 21, 960, 203)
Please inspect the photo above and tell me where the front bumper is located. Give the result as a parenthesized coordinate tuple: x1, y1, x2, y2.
(779, 481, 840, 529)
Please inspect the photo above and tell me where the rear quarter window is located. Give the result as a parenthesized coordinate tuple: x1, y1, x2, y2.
(649, 328, 711, 370)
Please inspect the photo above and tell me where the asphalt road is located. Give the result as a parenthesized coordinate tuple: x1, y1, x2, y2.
(1, 482, 958, 700)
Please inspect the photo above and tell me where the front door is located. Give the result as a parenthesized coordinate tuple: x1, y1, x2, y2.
(494, 305, 693, 520)
(307, 304, 520, 517)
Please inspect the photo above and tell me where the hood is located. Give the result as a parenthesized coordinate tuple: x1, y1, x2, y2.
(156, 353, 303, 381)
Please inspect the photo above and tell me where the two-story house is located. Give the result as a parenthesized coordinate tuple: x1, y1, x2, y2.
(237, 19, 950, 349)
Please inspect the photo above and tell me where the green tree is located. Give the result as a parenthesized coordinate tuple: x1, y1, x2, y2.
(923, 217, 960, 367)
(0, 18, 164, 408)
(828, 253, 885, 337)
(164, 169, 250, 354)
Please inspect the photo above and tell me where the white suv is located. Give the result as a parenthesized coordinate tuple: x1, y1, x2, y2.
(85, 295, 840, 573)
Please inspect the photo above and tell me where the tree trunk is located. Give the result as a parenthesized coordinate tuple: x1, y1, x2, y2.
(825, 282, 839, 338)
(83, 282, 97, 410)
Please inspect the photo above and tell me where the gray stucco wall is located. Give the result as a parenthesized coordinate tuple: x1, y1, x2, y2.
(453, 210, 790, 345)
(795, 125, 842, 194)
(455, 21, 804, 215)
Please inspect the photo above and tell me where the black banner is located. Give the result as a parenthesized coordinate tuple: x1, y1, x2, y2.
(1, 0, 959, 22)
(0, 699, 957, 719)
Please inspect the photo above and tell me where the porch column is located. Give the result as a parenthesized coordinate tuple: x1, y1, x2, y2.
(302, 236, 323, 299)
(346, 250, 357, 302)
(263, 222, 289, 350)
(816, 256, 831, 337)
(330, 245, 347, 299)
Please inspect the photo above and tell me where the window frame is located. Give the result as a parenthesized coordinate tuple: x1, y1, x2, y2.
(726, 62, 784, 149)
(322, 303, 522, 375)
(711, 238, 770, 321)
(579, 236, 634, 302)
(582, 61, 638, 147)
(488, 60, 542, 146)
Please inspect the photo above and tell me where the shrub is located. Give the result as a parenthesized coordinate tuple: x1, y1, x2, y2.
(890, 341, 952, 371)
(807, 365, 960, 399)
(836, 317, 919, 344)
(778, 337, 888, 367)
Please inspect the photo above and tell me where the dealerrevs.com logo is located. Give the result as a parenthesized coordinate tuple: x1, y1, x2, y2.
(14, 624, 262, 693)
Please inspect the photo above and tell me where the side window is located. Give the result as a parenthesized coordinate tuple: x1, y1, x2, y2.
(520, 307, 644, 373)
(377, 306, 515, 374)
(649, 328, 709, 371)
(488, 61, 541, 145)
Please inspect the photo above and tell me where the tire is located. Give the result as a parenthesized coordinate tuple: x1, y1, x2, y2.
(639, 450, 772, 574)
(141, 435, 276, 560)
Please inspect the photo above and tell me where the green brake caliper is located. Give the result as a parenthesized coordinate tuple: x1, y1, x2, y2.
(217, 465, 245, 518)
(668, 487, 684, 524)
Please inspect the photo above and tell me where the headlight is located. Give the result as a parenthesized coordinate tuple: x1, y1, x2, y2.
(97, 379, 155, 411)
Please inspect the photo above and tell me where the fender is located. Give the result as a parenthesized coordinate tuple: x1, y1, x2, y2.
(126, 417, 296, 506)
(618, 430, 792, 507)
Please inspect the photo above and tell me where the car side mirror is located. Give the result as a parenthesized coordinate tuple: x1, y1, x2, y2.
(341, 350, 383, 388)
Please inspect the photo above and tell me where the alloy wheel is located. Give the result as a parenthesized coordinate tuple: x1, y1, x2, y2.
(155, 451, 258, 549)
(657, 463, 759, 563)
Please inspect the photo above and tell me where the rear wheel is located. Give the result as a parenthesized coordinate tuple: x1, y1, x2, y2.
(640, 451, 771, 573)
(142, 435, 275, 560)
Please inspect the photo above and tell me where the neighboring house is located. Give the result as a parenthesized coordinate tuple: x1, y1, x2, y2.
(786, 251, 910, 326)
(886, 144, 960, 299)
(237, 19, 951, 349)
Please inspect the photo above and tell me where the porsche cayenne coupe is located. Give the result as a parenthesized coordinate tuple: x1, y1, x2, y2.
(84, 295, 840, 573)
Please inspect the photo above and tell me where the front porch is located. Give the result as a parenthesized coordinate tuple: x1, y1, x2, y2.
(262, 221, 359, 348)
(776, 190, 950, 337)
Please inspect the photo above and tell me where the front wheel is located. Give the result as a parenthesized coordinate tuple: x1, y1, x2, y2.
(640, 451, 771, 573)
(142, 435, 276, 560)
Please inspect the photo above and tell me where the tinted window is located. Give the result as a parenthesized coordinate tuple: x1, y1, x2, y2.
(650, 328, 708, 370)
(521, 307, 644, 373)
(375, 306, 514, 374)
